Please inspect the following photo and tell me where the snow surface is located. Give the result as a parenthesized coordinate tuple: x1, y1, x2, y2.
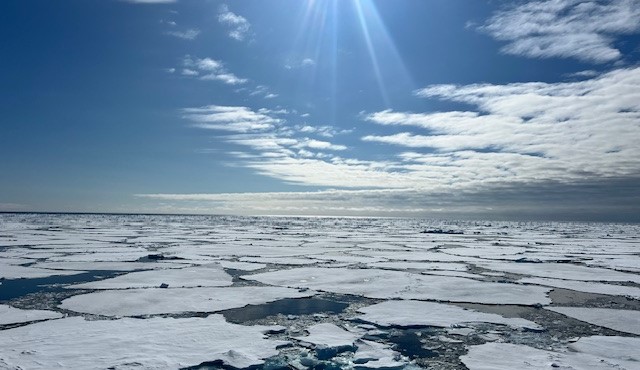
(461, 336, 640, 370)
(60, 286, 316, 316)
(520, 277, 640, 298)
(294, 323, 361, 348)
(67, 263, 232, 289)
(0, 315, 286, 369)
(0, 263, 85, 279)
(0, 305, 63, 325)
(357, 300, 542, 330)
(352, 339, 405, 369)
(547, 307, 640, 335)
(245, 267, 552, 305)
(475, 261, 640, 283)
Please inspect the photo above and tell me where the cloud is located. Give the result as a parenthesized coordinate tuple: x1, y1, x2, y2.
(218, 4, 251, 41)
(479, 0, 640, 63)
(182, 105, 281, 132)
(180, 55, 248, 85)
(165, 28, 200, 40)
(363, 67, 640, 186)
(135, 177, 640, 220)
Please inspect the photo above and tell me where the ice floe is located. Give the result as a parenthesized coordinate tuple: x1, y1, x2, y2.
(474, 261, 640, 283)
(0, 263, 84, 279)
(67, 263, 232, 289)
(520, 277, 640, 299)
(245, 267, 552, 305)
(59, 286, 316, 316)
(461, 336, 640, 370)
(0, 304, 63, 325)
(357, 300, 542, 330)
(0, 315, 285, 369)
(547, 307, 640, 335)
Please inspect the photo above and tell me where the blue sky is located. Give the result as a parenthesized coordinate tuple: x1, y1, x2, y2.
(1, 0, 639, 220)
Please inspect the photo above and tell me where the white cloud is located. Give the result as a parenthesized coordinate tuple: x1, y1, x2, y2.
(363, 67, 640, 185)
(264, 93, 279, 99)
(218, 4, 251, 41)
(180, 55, 248, 85)
(182, 105, 281, 132)
(165, 28, 200, 40)
(480, 0, 640, 63)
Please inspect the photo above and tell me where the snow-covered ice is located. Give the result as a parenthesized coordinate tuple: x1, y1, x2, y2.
(547, 307, 640, 335)
(294, 323, 361, 348)
(0, 315, 285, 369)
(60, 286, 316, 316)
(0, 305, 63, 325)
(67, 263, 233, 289)
(520, 277, 640, 299)
(356, 300, 542, 330)
(245, 267, 552, 305)
(461, 336, 640, 370)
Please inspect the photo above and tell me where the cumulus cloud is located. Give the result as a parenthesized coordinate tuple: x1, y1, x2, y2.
(479, 0, 640, 63)
(180, 55, 248, 85)
(218, 4, 251, 41)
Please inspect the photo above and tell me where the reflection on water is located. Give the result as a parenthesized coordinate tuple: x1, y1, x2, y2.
(222, 298, 349, 323)
(0, 270, 121, 301)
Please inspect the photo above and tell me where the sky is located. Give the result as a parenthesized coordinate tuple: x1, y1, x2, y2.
(1, 0, 640, 221)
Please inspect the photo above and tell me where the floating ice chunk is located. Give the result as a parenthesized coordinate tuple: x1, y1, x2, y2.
(461, 336, 640, 370)
(357, 300, 542, 330)
(0, 263, 84, 279)
(368, 261, 469, 271)
(294, 323, 361, 359)
(215, 260, 267, 271)
(421, 270, 485, 279)
(240, 256, 322, 266)
(67, 263, 232, 289)
(547, 307, 640, 335)
(0, 315, 285, 369)
(0, 305, 63, 325)
(353, 339, 405, 369)
(475, 261, 640, 283)
(520, 277, 640, 299)
(31, 261, 177, 271)
(245, 267, 551, 305)
(568, 335, 640, 363)
(60, 286, 316, 316)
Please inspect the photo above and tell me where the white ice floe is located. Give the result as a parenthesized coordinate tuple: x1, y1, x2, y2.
(475, 261, 640, 283)
(31, 261, 177, 271)
(352, 339, 405, 369)
(367, 261, 469, 271)
(546, 307, 640, 335)
(357, 300, 542, 330)
(245, 267, 552, 305)
(0, 263, 84, 279)
(0, 305, 63, 325)
(60, 286, 315, 316)
(520, 277, 640, 299)
(0, 315, 285, 369)
(215, 260, 267, 271)
(294, 323, 361, 348)
(67, 263, 232, 289)
(461, 336, 640, 370)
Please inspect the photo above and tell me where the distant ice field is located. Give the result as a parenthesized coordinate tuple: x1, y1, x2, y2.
(0, 214, 639, 369)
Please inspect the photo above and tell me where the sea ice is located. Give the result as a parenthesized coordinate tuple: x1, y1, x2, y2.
(461, 336, 640, 370)
(67, 263, 233, 289)
(475, 261, 640, 283)
(0, 304, 63, 325)
(59, 286, 316, 316)
(356, 300, 542, 330)
(520, 277, 640, 299)
(0, 315, 285, 369)
(0, 263, 84, 279)
(245, 267, 552, 305)
(352, 339, 405, 369)
(294, 323, 361, 348)
(546, 307, 640, 335)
